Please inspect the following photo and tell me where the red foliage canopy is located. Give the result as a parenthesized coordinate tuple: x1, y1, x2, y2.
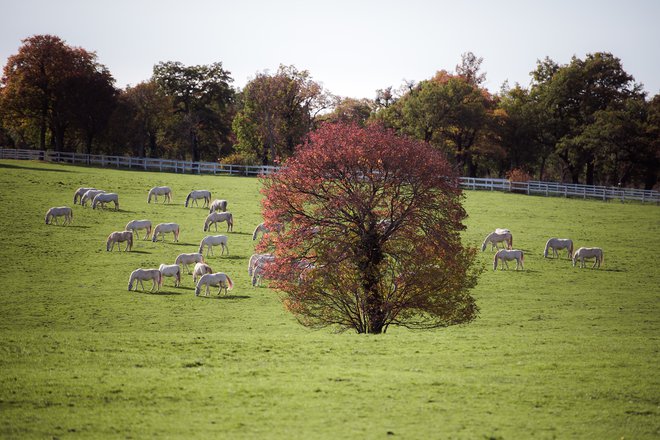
(258, 122, 479, 333)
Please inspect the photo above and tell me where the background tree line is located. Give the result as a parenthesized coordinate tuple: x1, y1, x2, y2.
(1, 35, 657, 189)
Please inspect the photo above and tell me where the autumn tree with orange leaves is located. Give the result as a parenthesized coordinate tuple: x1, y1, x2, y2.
(258, 123, 480, 334)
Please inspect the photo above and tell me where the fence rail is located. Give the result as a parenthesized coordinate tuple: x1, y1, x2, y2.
(1, 148, 658, 204)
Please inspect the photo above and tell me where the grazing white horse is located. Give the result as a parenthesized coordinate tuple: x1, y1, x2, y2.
(573, 247, 604, 269)
(45, 206, 73, 225)
(152, 223, 180, 242)
(494, 249, 524, 270)
(248, 253, 275, 286)
(147, 186, 172, 203)
(195, 272, 234, 297)
(481, 228, 513, 251)
(185, 190, 211, 208)
(106, 231, 133, 251)
(193, 262, 214, 283)
(544, 238, 574, 259)
(81, 189, 105, 207)
(175, 252, 205, 274)
(73, 187, 95, 204)
(198, 235, 229, 256)
(128, 268, 162, 292)
(203, 212, 234, 232)
(92, 192, 119, 210)
(252, 222, 280, 240)
(159, 264, 181, 287)
(209, 199, 228, 213)
(125, 220, 152, 240)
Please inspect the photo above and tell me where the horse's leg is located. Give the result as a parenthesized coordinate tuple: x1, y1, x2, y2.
(503, 259, 509, 270)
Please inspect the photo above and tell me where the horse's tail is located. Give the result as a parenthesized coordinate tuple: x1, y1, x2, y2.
(128, 233, 133, 251)
(226, 274, 234, 291)
(185, 193, 190, 207)
(568, 240, 574, 258)
(176, 269, 181, 286)
(158, 271, 163, 288)
(493, 253, 498, 270)
(198, 240, 204, 255)
(175, 227, 180, 241)
(521, 250, 524, 263)
(228, 213, 233, 231)
(600, 249, 604, 266)
(508, 235, 513, 250)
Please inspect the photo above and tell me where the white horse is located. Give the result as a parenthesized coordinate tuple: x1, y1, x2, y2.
(159, 264, 181, 287)
(92, 192, 119, 210)
(203, 212, 234, 232)
(106, 231, 133, 251)
(175, 252, 205, 274)
(248, 253, 275, 286)
(481, 228, 513, 251)
(494, 249, 524, 270)
(147, 186, 172, 203)
(128, 268, 162, 292)
(125, 220, 152, 240)
(195, 272, 234, 297)
(73, 187, 95, 204)
(193, 262, 214, 283)
(81, 189, 105, 207)
(45, 206, 73, 225)
(198, 235, 229, 257)
(185, 190, 211, 208)
(544, 238, 574, 259)
(252, 222, 282, 240)
(209, 199, 228, 213)
(573, 247, 604, 269)
(152, 223, 180, 242)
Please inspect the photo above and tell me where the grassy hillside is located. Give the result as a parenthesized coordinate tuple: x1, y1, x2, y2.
(0, 160, 658, 439)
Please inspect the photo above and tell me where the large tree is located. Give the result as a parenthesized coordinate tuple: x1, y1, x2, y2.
(152, 61, 235, 161)
(374, 56, 497, 177)
(530, 52, 645, 184)
(233, 65, 333, 165)
(0, 34, 116, 151)
(258, 122, 480, 334)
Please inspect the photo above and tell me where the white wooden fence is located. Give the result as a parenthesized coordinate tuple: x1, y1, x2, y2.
(1, 148, 658, 203)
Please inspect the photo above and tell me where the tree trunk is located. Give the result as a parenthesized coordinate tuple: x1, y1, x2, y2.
(359, 228, 386, 334)
(586, 161, 595, 186)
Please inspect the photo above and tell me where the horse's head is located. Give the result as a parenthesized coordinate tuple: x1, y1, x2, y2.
(128, 279, 133, 291)
(481, 239, 488, 252)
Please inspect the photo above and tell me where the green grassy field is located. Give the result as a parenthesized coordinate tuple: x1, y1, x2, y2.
(0, 159, 658, 439)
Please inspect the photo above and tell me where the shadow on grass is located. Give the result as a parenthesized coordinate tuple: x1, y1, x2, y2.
(126, 250, 151, 254)
(205, 254, 244, 260)
(0, 162, 73, 172)
(197, 295, 251, 300)
(135, 290, 184, 296)
(64, 225, 91, 229)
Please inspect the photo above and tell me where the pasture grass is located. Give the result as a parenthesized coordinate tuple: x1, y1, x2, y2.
(0, 159, 658, 439)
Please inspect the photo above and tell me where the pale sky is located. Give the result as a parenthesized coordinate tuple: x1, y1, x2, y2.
(2, 0, 659, 99)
